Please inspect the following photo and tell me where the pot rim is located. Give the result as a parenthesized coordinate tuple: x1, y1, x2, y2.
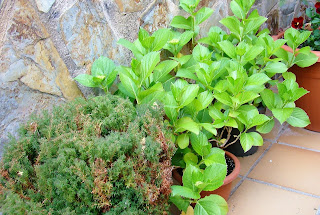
(272, 31, 320, 63)
(223, 151, 240, 186)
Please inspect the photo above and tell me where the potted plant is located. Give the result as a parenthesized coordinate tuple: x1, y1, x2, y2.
(0, 95, 176, 214)
(272, 1, 320, 131)
(74, 0, 316, 214)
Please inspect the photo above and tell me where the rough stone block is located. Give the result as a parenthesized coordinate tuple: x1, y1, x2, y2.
(0, 0, 82, 150)
(35, 0, 56, 13)
(58, 1, 125, 68)
(267, 9, 279, 35)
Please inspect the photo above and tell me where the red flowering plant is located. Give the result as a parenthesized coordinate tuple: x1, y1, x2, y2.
(291, 1, 320, 50)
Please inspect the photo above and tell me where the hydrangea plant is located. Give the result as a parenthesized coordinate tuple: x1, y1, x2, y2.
(74, 0, 317, 214)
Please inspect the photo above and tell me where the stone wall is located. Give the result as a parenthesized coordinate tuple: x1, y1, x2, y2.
(0, 0, 315, 154)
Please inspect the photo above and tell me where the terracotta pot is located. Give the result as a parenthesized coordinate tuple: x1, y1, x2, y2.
(273, 32, 320, 132)
(172, 151, 240, 201)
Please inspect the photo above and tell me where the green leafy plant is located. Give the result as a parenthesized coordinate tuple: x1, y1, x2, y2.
(74, 56, 118, 94)
(277, 27, 319, 67)
(290, 1, 320, 51)
(73, 0, 317, 214)
(170, 148, 228, 214)
(170, 0, 213, 45)
(0, 95, 176, 214)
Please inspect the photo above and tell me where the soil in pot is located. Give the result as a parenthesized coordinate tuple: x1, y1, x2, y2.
(172, 151, 240, 201)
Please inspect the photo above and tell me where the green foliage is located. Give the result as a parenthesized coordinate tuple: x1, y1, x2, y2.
(170, 149, 227, 213)
(74, 56, 118, 93)
(301, 2, 320, 51)
(72, 0, 317, 214)
(0, 95, 175, 214)
(277, 28, 318, 68)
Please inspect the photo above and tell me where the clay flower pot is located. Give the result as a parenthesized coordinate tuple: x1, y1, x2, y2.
(273, 32, 320, 132)
(172, 151, 240, 201)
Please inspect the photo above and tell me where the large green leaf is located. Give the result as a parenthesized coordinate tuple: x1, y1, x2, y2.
(218, 40, 236, 58)
(176, 69, 199, 81)
(193, 44, 211, 62)
(260, 89, 275, 109)
(180, 0, 200, 13)
(184, 152, 198, 166)
(197, 91, 214, 110)
(141, 38, 155, 50)
(250, 114, 270, 127)
(292, 88, 308, 101)
(183, 164, 203, 191)
(264, 62, 288, 75)
(200, 123, 217, 135)
(171, 185, 201, 199)
(204, 148, 226, 167)
(152, 28, 171, 51)
(163, 93, 179, 122)
(202, 163, 227, 191)
(153, 60, 179, 83)
(140, 52, 160, 84)
(287, 107, 310, 127)
(243, 45, 264, 62)
(171, 16, 192, 30)
(208, 104, 224, 119)
(225, 118, 238, 128)
(214, 92, 233, 107)
(170, 196, 190, 213)
(175, 117, 200, 134)
(238, 91, 259, 105)
(230, 0, 245, 19)
(119, 72, 139, 101)
(104, 68, 118, 88)
(296, 30, 312, 46)
(272, 108, 294, 124)
(256, 118, 275, 134)
(92, 76, 105, 85)
(244, 16, 267, 34)
(74, 74, 98, 88)
(283, 72, 296, 81)
(177, 133, 190, 149)
(194, 195, 228, 215)
(180, 84, 200, 107)
(138, 28, 150, 43)
(195, 7, 214, 25)
(117, 38, 143, 59)
(91, 56, 116, 77)
(220, 16, 241, 38)
(179, 31, 195, 47)
(247, 73, 271, 86)
(190, 132, 210, 156)
(294, 52, 318, 68)
(240, 132, 263, 152)
(138, 82, 164, 104)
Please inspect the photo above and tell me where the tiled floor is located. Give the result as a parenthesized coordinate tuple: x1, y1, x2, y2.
(227, 123, 320, 215)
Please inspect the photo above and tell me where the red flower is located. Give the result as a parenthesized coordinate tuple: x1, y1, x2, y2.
(291, 17, 304, 29)
(316, 2, 320, 14)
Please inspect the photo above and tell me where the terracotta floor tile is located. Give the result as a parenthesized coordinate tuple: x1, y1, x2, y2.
(238, 141, 271, 176)
(230, 176, 242, 191)
(278, 126, 320, 151)
(227, 180, 320, 215)
(248, 144, 320, 196)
